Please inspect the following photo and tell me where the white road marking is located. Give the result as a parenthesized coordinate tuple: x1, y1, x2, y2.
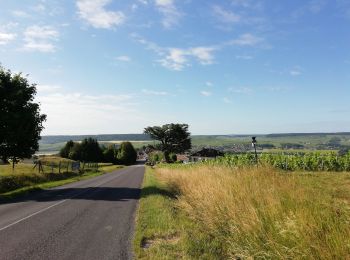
(0, 199, 67, 232)
(0, 166, 141, 232)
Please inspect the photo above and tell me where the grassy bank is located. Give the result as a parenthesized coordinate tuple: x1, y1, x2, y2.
(0, 163, 123, 199)
(134, 165, 350, 259)
(134, 167, 190, 259)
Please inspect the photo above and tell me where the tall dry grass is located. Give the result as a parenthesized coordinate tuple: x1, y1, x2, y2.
(157, 165, 350, 259)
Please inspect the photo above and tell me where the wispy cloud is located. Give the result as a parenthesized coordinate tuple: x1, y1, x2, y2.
(132, 33, 263, 71)
(292, 0, 327, 19)
(212, 5, 241, 24)
(289, 66, 303, 76)
(77, 0, 125, 29)
(229, 33, 262, 46)
(231, 0, 263, 10)
(200, 90, 212, 97)
(142, 89, 168, 96)
(0, 32, 16, 45)
(116, 55, 131, 62)
(12, 10, 30, 18)
(154, 0, 182, 28)
(159, 46, 216, 70)
(37, 84, 62, 93)
(23, 25, 59, 52)
(36, 91, 142, 134)
(236, 55, 253, 60)
(228, 87, 253, 94)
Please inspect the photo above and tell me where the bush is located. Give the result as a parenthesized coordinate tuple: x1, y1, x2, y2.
(61, 138, 103, 162)
(148, 151, 165, 165)
(169, 153, 177, 163)
(116, 142, 137, 165)
(102, 145, 118, 164)
(59, 140, 74, 158)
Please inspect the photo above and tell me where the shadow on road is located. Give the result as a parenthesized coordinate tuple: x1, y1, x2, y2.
(0, 186, 173, 204)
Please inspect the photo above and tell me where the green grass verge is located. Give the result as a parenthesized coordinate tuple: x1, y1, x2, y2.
(0, 165, 123, 200)
(133, 167, 192, 260)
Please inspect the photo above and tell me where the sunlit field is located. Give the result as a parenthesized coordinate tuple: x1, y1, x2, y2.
(135, 165, 350, 259)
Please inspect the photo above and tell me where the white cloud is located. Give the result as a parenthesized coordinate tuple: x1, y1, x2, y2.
(190, 47, 216, 65)
(130, 33, 164, 55)
(133, 34, 261, 71)
(231, 0, 262, 9)
(154, 0, 181, 28)
(228, 87, 253, 94)
(36, 84, 62, 93)
(12, 10, 30, 18)
(200, 90, 212, 97)
(116, 55, 131, 62)
(159, 46, 216, 71)
(289, 66, 303, 76)
(212, 5, 241, 23)
(36, 91, 142, 134)
(290, 70, 301, 76)
(206, 81, 213, 87)
(0, 32, 16, 45)
(142, 89, 168, 95)
(229, 33, 262, 46)
(23, 25, 59, 52)
(77, 0, 125, 29)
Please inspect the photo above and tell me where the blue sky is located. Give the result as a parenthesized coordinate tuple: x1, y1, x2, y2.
(0, 0, 349, 135)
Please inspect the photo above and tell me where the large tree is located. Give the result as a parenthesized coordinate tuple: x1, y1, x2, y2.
(0, 66, 46, 167)
(144, 124, 191, 160)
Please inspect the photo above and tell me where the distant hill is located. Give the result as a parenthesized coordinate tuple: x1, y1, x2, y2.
(38, 132, 350, 154)
(40, 134, 151, 144)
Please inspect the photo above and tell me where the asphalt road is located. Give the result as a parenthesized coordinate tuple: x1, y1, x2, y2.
(0, 165, 145, 260)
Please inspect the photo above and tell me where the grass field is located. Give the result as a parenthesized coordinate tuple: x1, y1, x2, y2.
(134, 165, 350, 259)
(0, 159, 123, 198)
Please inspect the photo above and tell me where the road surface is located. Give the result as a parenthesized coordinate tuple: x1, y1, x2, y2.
(0, 165, 145, 260)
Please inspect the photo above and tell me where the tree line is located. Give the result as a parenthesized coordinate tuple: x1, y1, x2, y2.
(60, 138, 137, 165)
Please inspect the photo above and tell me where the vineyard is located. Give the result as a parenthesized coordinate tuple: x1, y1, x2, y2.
(206, 152, 350, 171)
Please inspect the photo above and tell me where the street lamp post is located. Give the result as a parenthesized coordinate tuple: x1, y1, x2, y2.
(252, 136, 258, 165)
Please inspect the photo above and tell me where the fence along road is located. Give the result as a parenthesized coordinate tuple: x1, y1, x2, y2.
(0, 165, 145, 260)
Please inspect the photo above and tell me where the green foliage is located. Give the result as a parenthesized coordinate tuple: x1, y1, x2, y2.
(148, 151, 165, 165)
(0, 66, 46, 166)
(144, 123, 191, 158)
(116, 141, 137, 165)
(102, 145, 118, 164)
(207, 152, 350, 171)
(61, 138, 103, 162)
(59, 140, 74, 158)
(79, 138, 103, 162)
(169, 153, 177, 163)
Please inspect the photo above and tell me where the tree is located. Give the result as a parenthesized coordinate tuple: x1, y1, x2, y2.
(103, 145, 118, 164)
(0, 66, 46, 168)
(117, 142, 137, 165)
(59, 140, 74, 158)
(144, 123, 191, 161)
(79, 138, 103, 162)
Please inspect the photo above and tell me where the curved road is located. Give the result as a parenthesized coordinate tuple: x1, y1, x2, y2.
(0, 165, 145, 260)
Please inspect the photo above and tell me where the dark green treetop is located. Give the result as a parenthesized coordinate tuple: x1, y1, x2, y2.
(144, 123, 191, 154)
(0, 66, 46, 167)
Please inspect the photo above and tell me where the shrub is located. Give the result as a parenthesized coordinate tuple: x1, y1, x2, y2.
(117, 142, 137, 165)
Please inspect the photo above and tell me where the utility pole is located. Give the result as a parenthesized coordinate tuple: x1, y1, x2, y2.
(252, 136, 258, 165)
